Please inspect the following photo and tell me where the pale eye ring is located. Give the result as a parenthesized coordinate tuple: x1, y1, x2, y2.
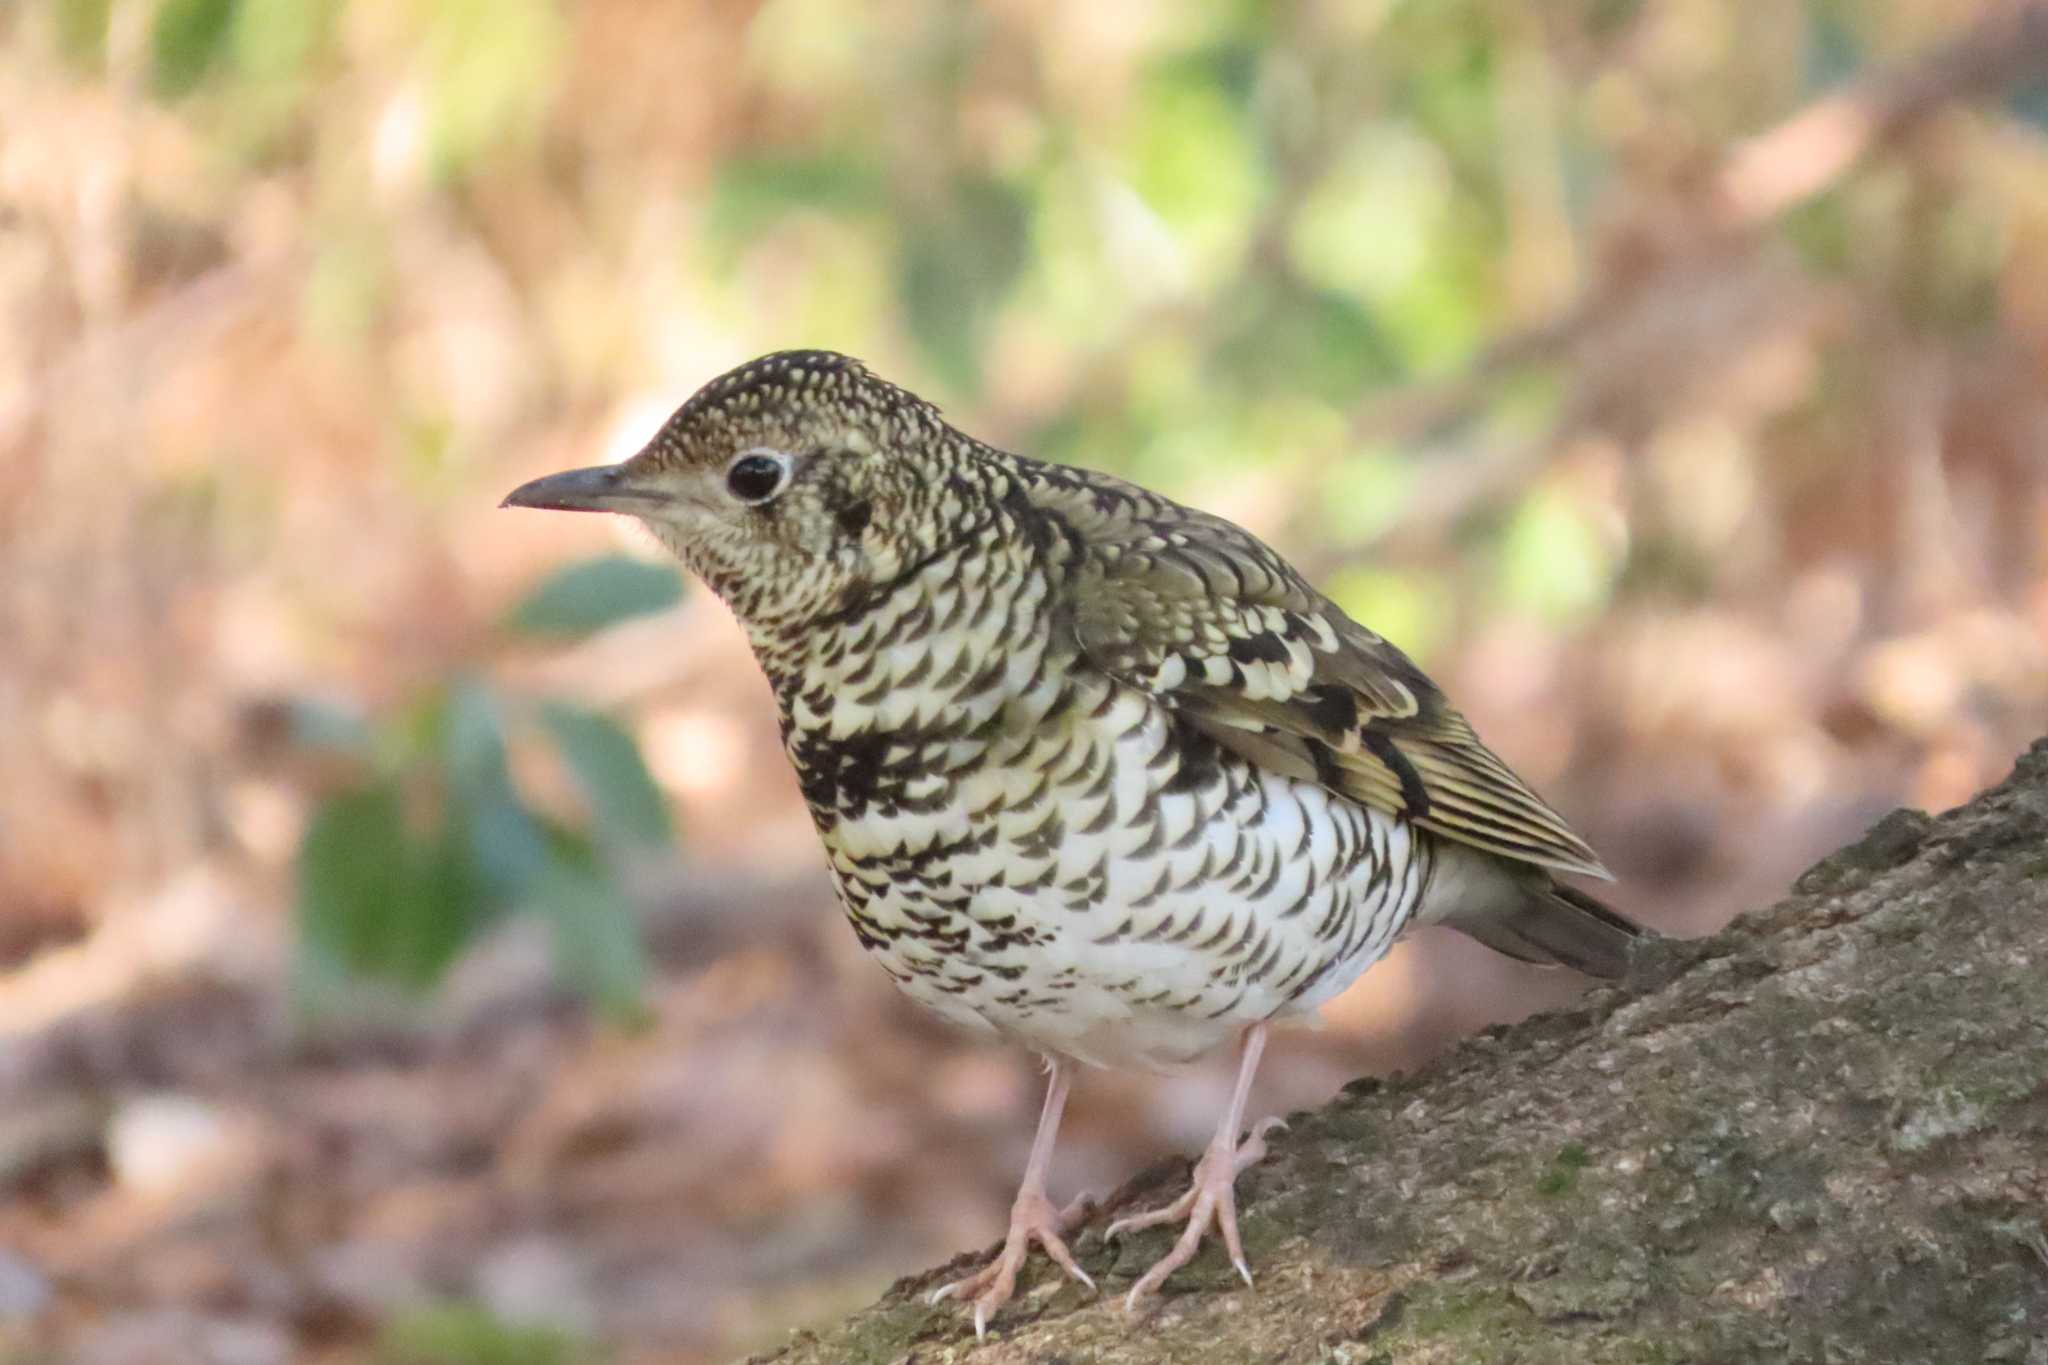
(724, 447, 794, 505)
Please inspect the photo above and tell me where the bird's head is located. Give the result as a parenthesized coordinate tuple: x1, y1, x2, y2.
(503, 351, 972, 632)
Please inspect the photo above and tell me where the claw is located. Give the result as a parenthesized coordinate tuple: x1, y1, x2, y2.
(1115, 1116, 1277, 1308)
(930, 1188, 1096, 1334)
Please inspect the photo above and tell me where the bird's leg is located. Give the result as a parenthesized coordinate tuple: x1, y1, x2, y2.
(1108, 1023, 1284, 1308)
(929, 1057, 1097, 1338)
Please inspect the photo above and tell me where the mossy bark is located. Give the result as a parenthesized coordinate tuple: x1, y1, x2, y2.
(751, 740, 2048, 1365)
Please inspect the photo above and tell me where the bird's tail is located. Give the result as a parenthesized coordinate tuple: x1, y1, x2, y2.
(1442, 878, 1645, 979)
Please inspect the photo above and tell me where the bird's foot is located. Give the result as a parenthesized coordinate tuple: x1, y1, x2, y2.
(929, 1188, 1098, 1339)
(1107, 1116, 1286, 1308)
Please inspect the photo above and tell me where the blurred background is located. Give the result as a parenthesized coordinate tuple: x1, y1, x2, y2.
(4, 0, 2047, 1361)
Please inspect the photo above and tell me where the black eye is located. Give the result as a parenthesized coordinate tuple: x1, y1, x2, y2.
(724, 450, 791, 505)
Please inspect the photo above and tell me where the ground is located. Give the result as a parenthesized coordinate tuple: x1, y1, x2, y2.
(754, 738, 2048, 1365)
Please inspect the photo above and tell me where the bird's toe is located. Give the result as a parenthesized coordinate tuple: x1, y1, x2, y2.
(932, 1190, 1097, 1336)
(1117, 1119, 1273, 1307)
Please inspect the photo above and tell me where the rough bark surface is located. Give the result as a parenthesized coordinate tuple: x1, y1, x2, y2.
(751, 739, 2048, 1365)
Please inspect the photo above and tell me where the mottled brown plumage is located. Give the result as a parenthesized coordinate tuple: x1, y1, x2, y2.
(504, 350, 1643, 1332)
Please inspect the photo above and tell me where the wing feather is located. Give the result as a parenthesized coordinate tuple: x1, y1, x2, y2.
(1031, 469, 1611, 880)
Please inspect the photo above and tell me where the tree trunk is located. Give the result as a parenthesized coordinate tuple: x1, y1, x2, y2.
(750, 739, 2048, 1365)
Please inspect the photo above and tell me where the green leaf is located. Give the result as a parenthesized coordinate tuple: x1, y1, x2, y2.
(150, 0, 238, 98)
(443, 680, 548, 899)
(537, 701, 673, 849)
(503, 555, 684, 638)
(295, 783, 485, 993)
(397, 819, 487, 990)
(296, 783, 408, 979)
(528, 858, 648, 1024)
(444, 679, 511, 792)
(456, 786, 549, 904)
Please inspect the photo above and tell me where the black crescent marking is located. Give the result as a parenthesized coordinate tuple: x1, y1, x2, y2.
(1361, 725, 1432, 819)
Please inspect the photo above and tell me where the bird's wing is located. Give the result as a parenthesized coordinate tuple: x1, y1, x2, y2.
(1029, 469, 1610, 881)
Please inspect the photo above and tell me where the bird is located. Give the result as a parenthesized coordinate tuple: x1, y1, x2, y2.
(503, 350, 1642, 1336)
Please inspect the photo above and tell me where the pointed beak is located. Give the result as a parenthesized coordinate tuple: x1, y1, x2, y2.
(500, 464, 668, 514)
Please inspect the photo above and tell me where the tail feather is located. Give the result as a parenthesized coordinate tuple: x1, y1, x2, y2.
(1445, 880, 1644, 979)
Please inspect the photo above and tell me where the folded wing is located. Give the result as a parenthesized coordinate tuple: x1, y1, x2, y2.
(1041, 474, 1610, 882)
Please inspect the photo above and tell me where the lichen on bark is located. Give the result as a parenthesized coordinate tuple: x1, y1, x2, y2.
(752, 739, 2048, 1365)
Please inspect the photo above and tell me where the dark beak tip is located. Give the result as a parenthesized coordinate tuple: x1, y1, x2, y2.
(499, 476, 556, 512)
(500, 465, 640, 515)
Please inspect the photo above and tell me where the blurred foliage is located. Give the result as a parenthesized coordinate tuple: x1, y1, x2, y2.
(11, 0, 2033, 1020)
(293, 557, 682, 1023)
(376, 1303, 600, 1365)
(502, 554, 686, 637)
(50, 0, 2043, 648)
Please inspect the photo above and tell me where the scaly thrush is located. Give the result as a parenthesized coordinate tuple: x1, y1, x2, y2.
(504, 350, 1641, 1334)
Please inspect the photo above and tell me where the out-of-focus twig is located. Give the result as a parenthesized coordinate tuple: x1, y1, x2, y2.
(1345, 0, 2048, 453)
(1713, 0, 2048, 226)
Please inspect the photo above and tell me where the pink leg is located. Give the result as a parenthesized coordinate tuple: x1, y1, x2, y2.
(1107, 1023, 1285, 1308)
(929, 1057, 1097, 1338)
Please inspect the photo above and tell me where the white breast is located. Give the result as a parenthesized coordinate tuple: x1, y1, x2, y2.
(787, 547, 1433, 1073)
(831, 676, 1430, 1072)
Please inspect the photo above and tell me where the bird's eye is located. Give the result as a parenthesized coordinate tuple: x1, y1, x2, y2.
(724, 449, 793, 505)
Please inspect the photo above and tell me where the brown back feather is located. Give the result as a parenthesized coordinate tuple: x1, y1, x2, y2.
(1028, 465, 1611, 881)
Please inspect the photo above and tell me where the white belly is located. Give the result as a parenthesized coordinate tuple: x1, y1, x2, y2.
(822, 683, 1431, 1071)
